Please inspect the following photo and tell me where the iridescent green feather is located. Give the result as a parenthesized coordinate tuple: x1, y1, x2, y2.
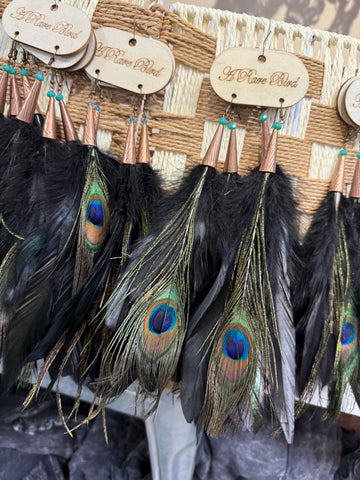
(100, 168, 207, 401)
(327, 297, 359, 417)
(73, 148, 110, 294)
(201, 173, 280, 436)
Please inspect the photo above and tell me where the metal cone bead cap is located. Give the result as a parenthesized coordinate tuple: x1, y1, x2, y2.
(58, 97, 78, 142)
(202, 123, 225, 168)
(42, 95, 57, 140)
(261, 120, 270, 161)
(0, 69, 9, 115)
(94, 106, 101, 132)
(259, 125, 279, 173)
(16, 73, 44, 124)
(138, 120, 151, 164)
(122, 119, 136, 165)
(329, 153, 346, 193)
(82, 102, 97, 147)
(22, 74, 41, 114)
(10, 73, 22, 117)
(350, 158, 360, 198)
(223, 127, 238, 173)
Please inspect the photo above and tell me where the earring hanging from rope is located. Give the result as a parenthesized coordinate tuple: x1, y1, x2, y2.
(294, 130, 356, 420)
(193, 101, 298, 444)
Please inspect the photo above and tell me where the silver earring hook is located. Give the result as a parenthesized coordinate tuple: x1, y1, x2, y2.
(261, 21, 272, 57)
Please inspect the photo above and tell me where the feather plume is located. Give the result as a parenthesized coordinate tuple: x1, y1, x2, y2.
(200, 164, 297, 443)
(100, 122, 230, 403)
(295, 154, 351, 416)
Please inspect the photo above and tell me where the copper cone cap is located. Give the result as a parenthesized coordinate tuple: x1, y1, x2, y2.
(42, 96, 57, 140)
(350, 159, 360, 198)
(261, 120, 270, 161)
(137, 122, 151, 164)
(223, 128, 238, 173)
(10, 74, 22, 117)
(94, 108, 100, 132)
(22, 75, 41, 114)
(16, 79, 42, 124)
(259, 129, 278, 173)
(82, 103, 97, 147)
(122, 121, 136, 165)
(329, 155, 346, 193)
(0, 71, 9, 115)
(59, 100, 78, 142)
(202, 124, 224, 168)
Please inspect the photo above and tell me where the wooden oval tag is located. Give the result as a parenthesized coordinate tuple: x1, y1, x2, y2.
(2, 0, 91, 55)
(336, 77, 358, 127)
(344, 78, 360, 127)
(67, 32, 97, 71)
(23, 43, 87, 69)
(210, 47, 309, 108)
(85, 27, 175, 94)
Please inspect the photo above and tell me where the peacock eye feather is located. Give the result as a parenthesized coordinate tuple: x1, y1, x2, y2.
(85, 193, 109, 246)
(341, 321, 355, 346)
(223, 329, 249, 361)
(86, 200, 105, 227)
(340, 301, 358, 362)
(149, 304, 177, 334)
(142, 288, 181, 357)
(219, 323, 251, 382)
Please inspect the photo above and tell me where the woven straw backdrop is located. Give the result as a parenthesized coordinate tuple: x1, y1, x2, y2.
(0, 0, 359, 230)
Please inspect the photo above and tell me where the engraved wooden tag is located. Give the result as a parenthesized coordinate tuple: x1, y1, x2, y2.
(344, 77, 360, 127)
(23, 43, 87, 69)
(2, 0, 91, 55)
(67, 32, 96, 71)
(85, 27, 175, 94)
(336, 77, 358, 127)
(210, 47, 309, 108)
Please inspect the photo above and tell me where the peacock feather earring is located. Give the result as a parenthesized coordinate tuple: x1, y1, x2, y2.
(325, 152, 360, 417)
(294, 148, 352, 419)
(197, 107, 298, 444)
(180, 116, 244, 425)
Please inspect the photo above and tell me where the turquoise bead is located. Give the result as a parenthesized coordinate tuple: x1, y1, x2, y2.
(273, 122, 282, 130)
(87, 101, 94, 106)
(20, 69, 28, 76)
(259, 113, 268, 122)
(35, 73, 44, 81)
(129, 118, 136, 123)
(10, 67, 16, 75)
(95, 106, 101, 111)
(228, 122, 237, 130)
(339, 149, 348, 156)
(2, 64, 10, 73)
(357, 152, 360, 159)
(56, 94, 64, 101)
(218, 117, 227, 125)
(47, 90, 56, 98)
(141, 118, 148, 124)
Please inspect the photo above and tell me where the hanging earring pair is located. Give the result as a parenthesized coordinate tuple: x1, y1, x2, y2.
(293, 122, 360, 421)
(180, 101, 298, 444)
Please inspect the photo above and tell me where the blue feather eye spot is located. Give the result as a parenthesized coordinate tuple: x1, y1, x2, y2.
(223, 329, 249, 361)
(85, 193, 109, 246)
(341, 321, 356, 346)
(148, 303, 177, 335)
(86, 200, 105, 227)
